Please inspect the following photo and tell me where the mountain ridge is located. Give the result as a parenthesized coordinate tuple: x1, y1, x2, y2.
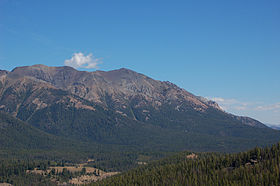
(0, 64, 279, 154)
(0, 64, 267, 128)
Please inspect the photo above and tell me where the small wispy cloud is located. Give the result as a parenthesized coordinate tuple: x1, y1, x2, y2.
(64, 52, 102, 69)
(211, 97, 225, 102)
(209, 97, 280, 125)
(256, 103, 280, 112)
(210, 97, 248, 111)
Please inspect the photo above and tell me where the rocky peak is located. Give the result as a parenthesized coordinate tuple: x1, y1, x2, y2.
(10, 65, 82, 88)
(95, 68, 147, 82)
(11, 64, 77, 76)
(197, 96, 223, 111)
(7, 65, 217, 110)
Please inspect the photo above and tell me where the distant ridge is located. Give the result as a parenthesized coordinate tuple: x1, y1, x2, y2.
(266, 124, 280, 130)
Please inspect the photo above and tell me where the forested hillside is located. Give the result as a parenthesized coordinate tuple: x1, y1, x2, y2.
(93, 143, 280, 186)
(2, 142, 280, 185)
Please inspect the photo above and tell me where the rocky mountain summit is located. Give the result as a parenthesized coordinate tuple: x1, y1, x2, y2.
(10, 65, 208, 107)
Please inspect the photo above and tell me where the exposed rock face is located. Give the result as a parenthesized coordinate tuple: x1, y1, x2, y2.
(197, 96, 223, 111)
(11, 65, 207, 106)
(0, 64, 267, 128)
(0, 67, 94, 119)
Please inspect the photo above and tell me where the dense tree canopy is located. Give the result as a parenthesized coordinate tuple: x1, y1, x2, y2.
(92, 143, 280, 186)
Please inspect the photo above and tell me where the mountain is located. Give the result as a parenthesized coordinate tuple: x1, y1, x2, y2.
(5, 64, 265, 127)
(0, 64, 279, 153)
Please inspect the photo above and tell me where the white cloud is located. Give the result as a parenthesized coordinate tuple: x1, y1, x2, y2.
(256, 103, 280, 111)
(210, 97, 248, 111)
(209, 97, 280, 125)
(234, 106, 247, 111)
(211, 97, 225, 102)
(64, 52, 102, 69)
(211, 97, 280, 113)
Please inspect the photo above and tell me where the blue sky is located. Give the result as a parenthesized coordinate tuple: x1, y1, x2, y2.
(1, 0, 280, 125)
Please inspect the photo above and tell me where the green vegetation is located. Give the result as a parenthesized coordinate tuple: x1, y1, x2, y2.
(0, 160, 56, 185)
(20, 102, 280, 153)
(0, 159, 104, 185)
(93, 143, 280, 186)
(0, 111, 168, 171)
(2, 109, 280, 185)
(1, 104, 280, 174)
(3, 142, 280, 185)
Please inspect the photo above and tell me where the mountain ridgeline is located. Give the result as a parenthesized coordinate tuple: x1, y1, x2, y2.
(0, 64, 279, 154)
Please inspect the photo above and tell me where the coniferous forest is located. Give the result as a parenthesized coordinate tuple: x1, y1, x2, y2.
(1, 142, 280, 185)
(92, 143, 280, 186)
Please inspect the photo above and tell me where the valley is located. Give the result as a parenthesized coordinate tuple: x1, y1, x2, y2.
(26, 159, 119, 185)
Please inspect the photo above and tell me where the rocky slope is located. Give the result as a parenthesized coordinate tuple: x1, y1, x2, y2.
(9, 65, 209, 110)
